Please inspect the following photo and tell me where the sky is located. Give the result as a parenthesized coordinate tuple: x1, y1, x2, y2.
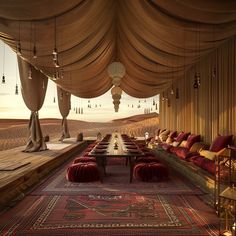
(0, 41, 159, 122)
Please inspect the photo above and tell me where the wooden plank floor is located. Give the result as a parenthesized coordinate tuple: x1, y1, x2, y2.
(0, 139, 90, 210)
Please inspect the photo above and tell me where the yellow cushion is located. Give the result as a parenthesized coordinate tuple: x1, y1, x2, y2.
(165, 137, 173, 144)
(199, 150, 217, 161)
(179, 141, 187, 148)
(172, 141, 180, 147)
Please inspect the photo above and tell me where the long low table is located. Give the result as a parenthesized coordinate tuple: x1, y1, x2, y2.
(88, 133, 144, 182)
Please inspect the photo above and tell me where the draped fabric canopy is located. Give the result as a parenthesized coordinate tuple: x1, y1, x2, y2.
(0, 0, 236, 98)
(57, 86, 71, 141)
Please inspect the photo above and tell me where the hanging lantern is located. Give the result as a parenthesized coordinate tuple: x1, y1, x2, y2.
(153, 99, 155, 106)
(33, 45, 37, 59)
(53, 96, 56, 103)
(2, 75, 5, 84)
(2, 44, 5, 83)
(15, 84, 19, 95)
(16, 42, 22, 56)
(28, 66, 32, 80)
(170, 84, 174, 95)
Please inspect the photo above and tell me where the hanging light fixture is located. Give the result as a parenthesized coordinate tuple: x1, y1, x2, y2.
(33, 22, 37, 59)
(52, 17, 59, 67)
(161, 92, 166, 102)
(153, 99, 155, 106)
(28, 66, 32, 80)
(170, 83, 174, 95)
(15, 84, 19, 95)
(193, 24, 201, 89)
(2, 75, 5, 84)
(17, 21, 22, 56)
(42, 79, 45, 89)
(15, 61, 19, 95)
(2, 43, 5, 84)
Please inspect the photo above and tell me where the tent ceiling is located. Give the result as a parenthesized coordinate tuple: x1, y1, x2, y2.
(0, 0, 236, 98)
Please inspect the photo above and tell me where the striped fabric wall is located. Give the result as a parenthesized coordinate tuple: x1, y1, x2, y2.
(159, 37, 236, 144)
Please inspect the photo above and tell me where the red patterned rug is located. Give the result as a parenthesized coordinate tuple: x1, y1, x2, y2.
(30, 160, 203, 196)
(0, 194, 218, 236)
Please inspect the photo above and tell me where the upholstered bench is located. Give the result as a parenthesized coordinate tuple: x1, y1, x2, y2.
(133, 162, 169, 182)
(66, 162, 100, 182)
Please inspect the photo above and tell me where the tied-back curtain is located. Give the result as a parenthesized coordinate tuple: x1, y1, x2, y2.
(18, 57, 48, 152)
(57, 86, 71, 141)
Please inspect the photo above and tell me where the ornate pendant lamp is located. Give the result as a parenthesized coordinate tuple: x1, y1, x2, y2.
(108, 62, 126, 112)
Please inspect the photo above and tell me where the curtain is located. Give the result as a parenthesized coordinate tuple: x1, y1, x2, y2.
(159, 37, 236, 144)
(57, 86, 71, 141)
(18, 57, 48, 152)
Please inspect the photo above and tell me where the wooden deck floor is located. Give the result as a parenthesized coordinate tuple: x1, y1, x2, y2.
(0, 139, 91, 210)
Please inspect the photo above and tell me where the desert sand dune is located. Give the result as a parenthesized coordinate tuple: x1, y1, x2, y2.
(0, 113, 159, 151)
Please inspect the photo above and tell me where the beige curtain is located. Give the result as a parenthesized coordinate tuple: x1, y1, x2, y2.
(57, 86, 71, 141)
(18, 57, 48, 152)
(159, 37, 236, 144)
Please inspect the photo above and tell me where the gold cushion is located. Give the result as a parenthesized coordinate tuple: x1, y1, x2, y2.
(190, 142, 208, 153)
(199, 150, 217, 161)
(179, 141, 187, 148)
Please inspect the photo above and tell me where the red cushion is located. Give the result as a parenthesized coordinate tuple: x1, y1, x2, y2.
(209, 135, 233, 152)
(185, 134, 201, 149)
(175, 132, 190, 142)
(168, 131, 177, 139)
(134, 162, 168, 182)
(173, 147, 189, 159)
(66, 162, 100, 182)
(73, 157, 96, 164)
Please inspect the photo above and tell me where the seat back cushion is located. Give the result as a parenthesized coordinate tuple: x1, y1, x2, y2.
(209, 134, 233, 152)
(199, 150, 217, 161)
(186, 134, 201, 150)
(190, 142, 209, 153)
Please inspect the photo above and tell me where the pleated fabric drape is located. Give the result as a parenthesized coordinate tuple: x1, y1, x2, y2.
(0, 0, 235, 98)
(57, 86, 71, 141)
(159, 37, 236, 144)
(18, 57, 48, 152)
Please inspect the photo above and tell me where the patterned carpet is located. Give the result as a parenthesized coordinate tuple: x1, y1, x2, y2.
(0, 156, 219, 235)
(0, 194, 218, 236)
